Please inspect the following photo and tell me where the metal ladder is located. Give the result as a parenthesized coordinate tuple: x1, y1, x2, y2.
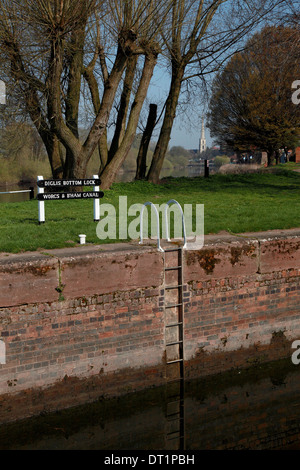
(138, 199, 186, 449)
(164, 245, 185, 450)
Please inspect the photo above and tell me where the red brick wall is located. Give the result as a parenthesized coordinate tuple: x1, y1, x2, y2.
(183, 232, 300, 378)
(0, 230, 299, 423)
(0, 246, 166, 422)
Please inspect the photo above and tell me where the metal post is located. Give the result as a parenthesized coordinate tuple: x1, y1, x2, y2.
(29, 187, 34, 200)
(164, 199, 187, 249)
(37, 176, 45, 224)
(139, 202, 164, 252)
(93, 174, 100, 222)
(204, 159, 209, 178)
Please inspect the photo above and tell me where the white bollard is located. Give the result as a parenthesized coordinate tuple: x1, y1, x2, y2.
(79, 234, 86, 245)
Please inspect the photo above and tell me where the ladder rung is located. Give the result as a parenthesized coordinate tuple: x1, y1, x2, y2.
(166, 386, 184, 394)
(166, 377, 184, 384)
(165, 303, 182, 308)
(167, 431, 183, 439)
(166, 385, 184, 392)
(165, 266, 182, 271)
(166, 358, 183, 365)
(165, 284, 183, 290)
(166, 395, 183, 403)
(166, 322, 183, 328)
(167, 415, 184, 422)
(167, 398, 184, 405)
(164, 247, 182, 252)
(166, 340, 183, 346)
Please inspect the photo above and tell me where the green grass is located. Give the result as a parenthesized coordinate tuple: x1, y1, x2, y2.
(0, 167, 300, 253)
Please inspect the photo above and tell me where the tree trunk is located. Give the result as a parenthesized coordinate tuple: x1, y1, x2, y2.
(100, 52, 158, 190)
(108, 55, 138, 162)
(63, 18, 88, 178)
(98, 130, 109, 173)
(47, 36, 85, 174)
(267, 149, 275, 166)
(135, 103, 157, 180)
(285, 147, 290, 162)
(24, 88, 64, 179)
(146, 64, 184, 183)
(77, 39, 136, 178)
(46, 133, 64, 179)
(83, 61, 108, 173)
(46, 34, 132, 180)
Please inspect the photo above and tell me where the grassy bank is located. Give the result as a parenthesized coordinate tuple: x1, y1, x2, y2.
(0, 168, 300, 254)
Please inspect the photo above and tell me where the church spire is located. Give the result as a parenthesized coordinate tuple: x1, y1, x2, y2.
(199, 117, 206, 153)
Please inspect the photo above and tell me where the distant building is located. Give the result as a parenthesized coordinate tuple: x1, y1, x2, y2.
(199, 118, 206, 154)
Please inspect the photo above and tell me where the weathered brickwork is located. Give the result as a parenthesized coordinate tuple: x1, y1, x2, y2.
(0, 287, 165, 399)
(184, 269, 300, 378)
(183, 231, 300, 378)
(0, 230, 299, 423)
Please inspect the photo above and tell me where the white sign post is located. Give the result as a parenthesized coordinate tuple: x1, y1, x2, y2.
(37, 176, 103, 223)
(93, 174, 100, 222)
(37, 175, 45, 224)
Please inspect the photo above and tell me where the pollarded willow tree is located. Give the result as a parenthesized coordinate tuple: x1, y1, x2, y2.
(82, 0, 170, 188)
(207, 26, 300, 165)
(0, 0, 169, 185)
(145, 0, 290, 183)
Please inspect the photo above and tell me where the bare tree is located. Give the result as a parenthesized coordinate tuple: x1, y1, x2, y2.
(0, 0, 96, 178)
(0, 0, 168, 185)
(146, 0, 288, 183)
(82, 0, 168, 188)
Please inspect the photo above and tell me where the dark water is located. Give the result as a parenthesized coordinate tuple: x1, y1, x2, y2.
(0, 358, 299, 450)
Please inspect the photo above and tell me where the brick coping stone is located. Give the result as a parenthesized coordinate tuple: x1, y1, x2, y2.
(1, 227, 300, 263)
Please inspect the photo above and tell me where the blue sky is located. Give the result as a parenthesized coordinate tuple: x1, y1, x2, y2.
(146, 65, 213, 151)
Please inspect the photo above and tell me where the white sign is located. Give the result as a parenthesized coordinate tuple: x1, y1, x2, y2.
(37, 175, 101, 223)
